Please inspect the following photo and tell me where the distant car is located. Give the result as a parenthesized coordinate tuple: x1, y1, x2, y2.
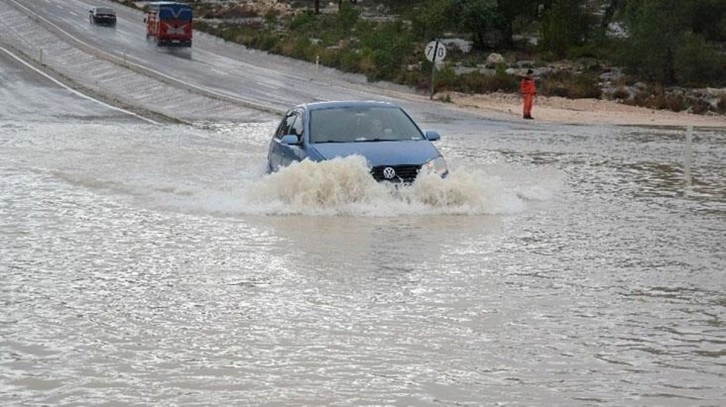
(89, 7, 116, 26)
(266, 101, 448, 183)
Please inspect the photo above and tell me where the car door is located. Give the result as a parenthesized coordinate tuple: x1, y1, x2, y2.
(268, 109, 306, 172)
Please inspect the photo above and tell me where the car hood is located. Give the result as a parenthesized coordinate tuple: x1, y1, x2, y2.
(312, 140, 440, 167)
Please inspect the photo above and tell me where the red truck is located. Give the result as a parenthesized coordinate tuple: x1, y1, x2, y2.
(145, 2, 193, 47)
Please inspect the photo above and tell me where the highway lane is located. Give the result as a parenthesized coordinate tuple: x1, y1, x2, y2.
(2, 0, 511, 128)
(8, 0, 305, 110)
(0, 44, 144, 123)
(0, 0, 280, 122)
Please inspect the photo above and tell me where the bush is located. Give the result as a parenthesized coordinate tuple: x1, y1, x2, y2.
(718, 95, 726, 114)
(481, 73, 518, 93)
(455, 72, 486, 94)
(291, 36, 312, 60)
(258, 32, 279, 51)
(319, 48, 342, 70)
(274, 37, 297, 57)
(621, 84, 711, 113)
(571, 74, 602, 99)
(290, 11, 315, 31)
(338, 49, 361, 73)
(674, 33, 723, 87)
(399, 70, 430, 93)
(540, 71, 601, 99)
(688, 99, 710, 114)
(611, 87, 630, 100)
(431, 66, 458, 94)
(664, 94, 686, 112)
(358, 48, 377, 77)
(194, 20, 211, 32)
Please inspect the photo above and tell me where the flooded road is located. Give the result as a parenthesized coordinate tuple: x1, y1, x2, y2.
(1, 10, 725, 402)
(2, 111, 724, 405)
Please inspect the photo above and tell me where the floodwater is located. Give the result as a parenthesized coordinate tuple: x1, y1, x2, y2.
(1, 0, 723, 402)
(2, 114, 724, 406)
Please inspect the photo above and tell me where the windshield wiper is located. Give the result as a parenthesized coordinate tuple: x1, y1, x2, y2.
(315, 139, 349, 143)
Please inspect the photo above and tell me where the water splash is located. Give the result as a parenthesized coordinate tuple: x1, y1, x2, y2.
(2, 122, 559, 218)
(241, 156, 535, 217)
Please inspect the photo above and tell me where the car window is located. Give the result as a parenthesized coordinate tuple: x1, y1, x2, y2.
(310, 106, 424, 143)
(274, 111, 296, 139)
(290, 112, 304, 138)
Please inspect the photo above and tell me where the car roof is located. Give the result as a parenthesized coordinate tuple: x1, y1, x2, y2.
(298, 100, 399, 112)
(94, 8, 115, 13)
(147, 1, 192, 7)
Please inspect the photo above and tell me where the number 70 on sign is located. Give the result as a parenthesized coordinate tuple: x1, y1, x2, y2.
(424, 40, 447, 62)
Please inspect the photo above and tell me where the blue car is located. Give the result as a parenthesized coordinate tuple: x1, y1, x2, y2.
(266, 101, 448, 183)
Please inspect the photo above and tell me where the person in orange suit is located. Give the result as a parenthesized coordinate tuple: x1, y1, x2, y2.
(520, 69, 536, 119)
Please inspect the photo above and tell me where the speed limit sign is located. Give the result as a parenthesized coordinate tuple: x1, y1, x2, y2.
(425, 40, 447, 62)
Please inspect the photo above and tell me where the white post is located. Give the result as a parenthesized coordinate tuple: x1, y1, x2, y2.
(684, 125, 693, 189)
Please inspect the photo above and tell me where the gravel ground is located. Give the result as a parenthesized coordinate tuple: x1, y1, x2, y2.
(447, 91, 726, 128)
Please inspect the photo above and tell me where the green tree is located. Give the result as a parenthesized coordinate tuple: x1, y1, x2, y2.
(600, 0, 623, 28)
(496, 0, 539, 47)
(360, 20, 416, 81)
(334, 1, 361, 34)
(416, 0, 501, 50)
(376, 0, 426, 13)
(540, 0, 591, 58)
(417, 0, 454, 40)
(691, 0, 726, 41)
(454, 0, 501, 50)
(620, 0, 690, 84)
(674, 32, 723, 86)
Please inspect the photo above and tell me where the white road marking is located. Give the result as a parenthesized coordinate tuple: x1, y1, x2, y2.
(0, 45, 158, 124)
(255, 81, 278, 90)
(7, 0, 280, 114)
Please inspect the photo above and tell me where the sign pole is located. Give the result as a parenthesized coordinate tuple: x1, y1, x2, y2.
(428, 40, 439, 100)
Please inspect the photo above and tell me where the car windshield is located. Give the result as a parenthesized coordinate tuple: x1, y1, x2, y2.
(309, 106, 425, 143)
(96, 8, 115, 14)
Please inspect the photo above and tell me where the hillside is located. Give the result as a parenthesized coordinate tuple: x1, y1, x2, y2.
(117, 0, 725, 126)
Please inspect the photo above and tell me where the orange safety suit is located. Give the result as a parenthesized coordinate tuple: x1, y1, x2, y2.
(520, 76, 536, 119)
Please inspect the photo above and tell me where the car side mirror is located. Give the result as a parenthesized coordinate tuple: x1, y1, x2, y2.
(424, 130, 441, 141)
(280, 134, 300, 145)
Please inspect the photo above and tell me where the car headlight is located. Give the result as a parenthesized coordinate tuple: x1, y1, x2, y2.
(422, 156, 448, 177)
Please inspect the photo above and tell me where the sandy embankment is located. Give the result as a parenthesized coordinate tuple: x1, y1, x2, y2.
(446, 91, 726, 129)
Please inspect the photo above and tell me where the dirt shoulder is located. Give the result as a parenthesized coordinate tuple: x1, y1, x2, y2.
(445, 91, 726, 129)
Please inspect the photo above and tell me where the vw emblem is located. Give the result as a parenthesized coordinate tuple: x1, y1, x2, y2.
(382, 167, 396, 179)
